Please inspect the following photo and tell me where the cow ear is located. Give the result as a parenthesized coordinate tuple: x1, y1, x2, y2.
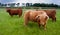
(35, 16, 40, 21)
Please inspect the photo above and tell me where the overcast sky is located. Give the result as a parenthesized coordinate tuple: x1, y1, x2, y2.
(0, 0, 60, 5)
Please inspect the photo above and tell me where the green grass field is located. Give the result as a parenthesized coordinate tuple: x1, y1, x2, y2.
(0, 8, 60, 35)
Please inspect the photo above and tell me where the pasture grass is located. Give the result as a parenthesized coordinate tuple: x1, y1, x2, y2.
(0, 8, 60, 35)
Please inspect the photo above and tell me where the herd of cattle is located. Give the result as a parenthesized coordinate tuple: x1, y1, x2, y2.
(6, 7, 56, 30)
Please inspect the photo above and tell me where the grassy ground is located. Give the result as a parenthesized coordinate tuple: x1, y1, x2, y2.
(0, 8, 60, 35)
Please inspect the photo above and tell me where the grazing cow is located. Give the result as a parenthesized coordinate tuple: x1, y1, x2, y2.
(6, 7, 22, 17)
(36, 9, 56, 22)
(24, 10, 49, 30)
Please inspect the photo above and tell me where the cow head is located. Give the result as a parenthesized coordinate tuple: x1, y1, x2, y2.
(6, 8, 11, 13)
(35, 15, 49, 25)
(35, 15, 49, 30)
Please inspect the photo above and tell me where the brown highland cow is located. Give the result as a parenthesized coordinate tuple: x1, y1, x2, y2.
(6, 8, 22, 17)
(24, 10, 49, 30)
(36, 9, 56, 22)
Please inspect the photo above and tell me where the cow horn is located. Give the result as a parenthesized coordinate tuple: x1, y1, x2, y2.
(35, 15, 40, 21)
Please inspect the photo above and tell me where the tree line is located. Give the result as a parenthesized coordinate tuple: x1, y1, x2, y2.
(0, 3, 20, 7)
(29, 3, 60, 8)
(0, 3, 60, 8)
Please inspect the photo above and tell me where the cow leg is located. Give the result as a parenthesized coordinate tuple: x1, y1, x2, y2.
(10, 14, 13, 17)
(52, 17, 56, 22)
(9, 13, 13, 17)
(19, 15, 20, 17)
(19, 14, 21, 17)
(51, 17, 53, 22)
(19, 13, 22, 17)
(38, 22, 41, 28)
(54, 17, 56, 22)
(24, 20, 28, 26)
(42, 23, 46, 30)
(38, 24, 41, 28)
(24, 17, 29, 26)
(18, 14, 20, 17)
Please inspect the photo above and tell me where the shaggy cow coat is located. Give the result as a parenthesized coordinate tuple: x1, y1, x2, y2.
(36, 9, 56, 22)
(24, 10, 49, 30)
(6, 8, 22, 17)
